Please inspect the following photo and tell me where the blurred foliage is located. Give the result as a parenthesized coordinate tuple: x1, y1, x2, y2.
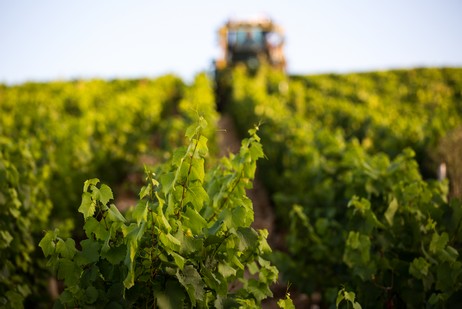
(226, 65, 462, 307)
(0, 72, 218, 308)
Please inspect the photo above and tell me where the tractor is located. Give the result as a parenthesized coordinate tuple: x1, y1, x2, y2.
(213, 17, 286, 110)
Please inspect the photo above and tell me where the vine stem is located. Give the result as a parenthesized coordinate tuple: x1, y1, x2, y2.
(177, 132, 201, 218)
(220, 173, 242, 209)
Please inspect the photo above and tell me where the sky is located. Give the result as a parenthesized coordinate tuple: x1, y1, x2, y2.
(1, 0, 461, 84)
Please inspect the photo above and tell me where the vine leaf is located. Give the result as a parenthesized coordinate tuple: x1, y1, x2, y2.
(156, 280, 186, 309)
(108, 204, 126, 223)
(132, 201, 148, 225)
(384, 198, 398, 226)
(56, 238, 77, 259)
(57, 259, 79, 286)
(99, 184, 113, 205)
(184, 207, 207, 234)
(77, 239, 101, 265)
(78, 192, 95, 218)
(176, 265, 205, 306)
(84, 217, 109, 240)
(39, 230, 57, 257)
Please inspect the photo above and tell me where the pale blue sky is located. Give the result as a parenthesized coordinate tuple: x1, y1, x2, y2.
(1, 0, 461, 84)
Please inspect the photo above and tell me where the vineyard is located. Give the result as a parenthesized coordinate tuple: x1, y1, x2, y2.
(1, 66, 462, 308)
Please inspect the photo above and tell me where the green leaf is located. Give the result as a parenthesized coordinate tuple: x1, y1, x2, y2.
(186, 183, 209, 211)
(277, 293, 295, 309)
(207, 219, 223, 236)
(123, 223, 146, 288)
(441, 246, 459, 263)
(384, 198, 398, 225)
(159, 233, 181, 253)
(348, 196, 371, 212)
(78, 192, 95, 218)
(247, 261, 259, 275)
(160, 172, 176, 195)
(101, 244, 127, 265)
(435, 262, 454, 291)
(344, 291, 356, 303)
(17, 284, 31, 298)
(171, 252, 185, 270)
(107, 204, 127, 223)
(249, 142, 264, 160)
(336, 288, 362, 309)
(139, 183, 152, 200)
(429, 232, 449, 254)
(5, 291, 24, 309)
(57, 259, 79, 286)
(9, 206, 20, 219)
(84, 217, 109, 240)
(258, 230, 272, 253)
(189, 158, 205, 182)
(0, 230, 13, 248)
(230, 254, 245, 270)
(155, 202, 172, 232)
(343, 231, 374, 280)
(124, 269, 135, 289)
(198, 116, 207, 130)
(78, 239, 101, 265)
(156, 279, 186, 309)
(185, 124, 198, 140)
(197, 135, 208, 157)
(201, 265, 227, 295)
(218, 262, 236, 278)
(81, 264, 99, 286)
(214, 295, 239, 308)
(236, 227, 259, 251)
(132, 201, 148, 225)
(428, 293, 444, 305)
(353, 302, 362, 309)
(84, 178, 100, 192)
(172, 147, 187, 166)
(176, 265, 205, 306)
(184, 207, 207, 234)
(99, 184, 113, 205)
(56, 238, 77, 259)
(409, 257, 430, 279)
(181, 234, 203, 255)
(39, 230, 57, 257)
(58, 290, 74, 306)
(230, 205, 249, 228)
(247, 279, 272, 302)
(85, 286, 98, 304)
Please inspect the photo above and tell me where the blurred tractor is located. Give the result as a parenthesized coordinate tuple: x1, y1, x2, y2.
(214, 17, 286, 110)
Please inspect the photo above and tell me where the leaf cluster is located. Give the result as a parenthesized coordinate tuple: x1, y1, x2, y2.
(0, 138, 53, 308)
(226, 65, 462, 307)
(40, 119, 280, 308)
(0, 74, 218, 225)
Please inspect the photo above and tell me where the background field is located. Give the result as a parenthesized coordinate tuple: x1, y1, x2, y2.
(1, 66, 462, 307)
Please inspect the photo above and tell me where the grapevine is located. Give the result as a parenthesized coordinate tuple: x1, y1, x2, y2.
(40, 119, 280, 308)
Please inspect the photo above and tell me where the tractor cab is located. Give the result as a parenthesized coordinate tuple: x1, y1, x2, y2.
(214, 18, 286, 110)
(215, 18, 286, 72)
